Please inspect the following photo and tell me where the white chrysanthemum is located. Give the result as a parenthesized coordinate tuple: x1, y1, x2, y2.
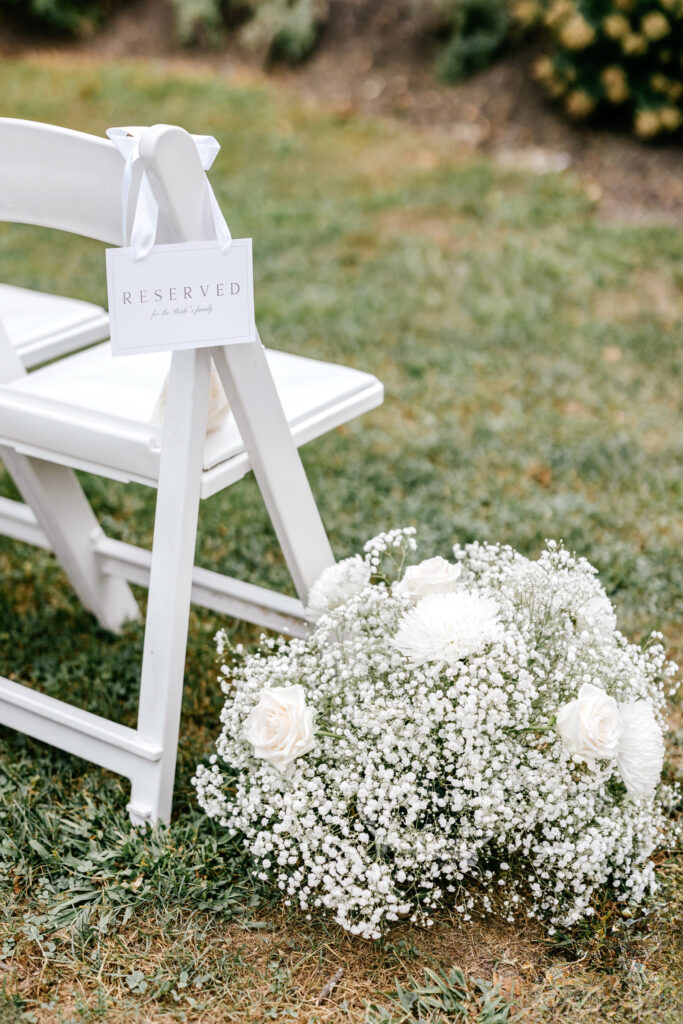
(391, 590, 501, 667)
(306, 556, 371, 618)
(617, 702, 665, 799)
(394, 556, 462, 601)
(575, 594, 617, 637)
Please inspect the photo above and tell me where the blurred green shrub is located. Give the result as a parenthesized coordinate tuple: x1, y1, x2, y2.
(1, 0, 122, 35)
(171, 0, 328, 61)
(172, 0, 227, 47)
(432, 0, 512, 82)
(518, 0, 683, 138)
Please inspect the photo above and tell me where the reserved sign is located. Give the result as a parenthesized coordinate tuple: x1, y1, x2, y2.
(105, 239, 256, 356)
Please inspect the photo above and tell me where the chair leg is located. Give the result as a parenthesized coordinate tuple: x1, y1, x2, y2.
(0, 447, 139, 633)
(127, 761, 166, 826)
(131, 348, 211, 824)
(211, 338, 335, 603)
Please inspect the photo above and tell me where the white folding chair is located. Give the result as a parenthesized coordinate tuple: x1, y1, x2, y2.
(0, 118, 383, 823)
(0, 283, 109, 369)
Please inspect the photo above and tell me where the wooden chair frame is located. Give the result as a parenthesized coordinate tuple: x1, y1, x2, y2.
(0, 119, 363, 823)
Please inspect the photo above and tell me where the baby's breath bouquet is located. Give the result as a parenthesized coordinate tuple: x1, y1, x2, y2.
(194, 530, 679, 939)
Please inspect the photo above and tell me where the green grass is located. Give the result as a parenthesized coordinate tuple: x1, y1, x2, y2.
(0, 55, 681, 1022)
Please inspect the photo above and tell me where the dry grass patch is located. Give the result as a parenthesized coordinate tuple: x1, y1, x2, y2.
(3, 905, 550, 1022)
(594, 268, 682, 328)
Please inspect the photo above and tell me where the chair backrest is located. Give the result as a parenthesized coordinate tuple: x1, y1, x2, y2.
(0, 119, 124, 243)
(0, 119, 219, 381)
(0, 118, 215, 245)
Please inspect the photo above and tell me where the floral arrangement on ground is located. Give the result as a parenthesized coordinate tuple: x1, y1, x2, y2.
(194, 530, 680, 940)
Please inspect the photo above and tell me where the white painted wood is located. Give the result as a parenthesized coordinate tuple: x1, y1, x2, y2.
(130, 125, 218, 823)
(0, 496, 50, 549)
(0, 674, 161, 773)
(0, 284, 110, 368)
(0, 118, 124, 243)
(0, 119, 383, 823)
(212, 339, 335, 601)
(0, 342, 382, 494)
(0, 129, 139, 635)
(199, 374, 382, 498)
(0, 448, 140, 632)
(0, 497, 309, 636)
(0, 118, 193, 247)
(95, 536, 309, 637)
(0, 315, 27, 382)
(131, 347, 211, 822)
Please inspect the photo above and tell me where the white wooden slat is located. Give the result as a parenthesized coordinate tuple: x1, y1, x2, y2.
(0, 388, 161, 484)
(130, 349, 210, 821)
(211, 339, 335, 602)
(18, 314, 111, 368)
(0, 674, 162, 771)
(0, 497, 309, 635)
(130, 125, 221, 823)
(0, 283, 110, 368)
(0, 496, 50, 549)
(95, 536, 309, 637)
(0, 315, 27, 383)
(0, 448, 140, 633)
(0, 118, 125, 243)
(199, 377, 383, 499)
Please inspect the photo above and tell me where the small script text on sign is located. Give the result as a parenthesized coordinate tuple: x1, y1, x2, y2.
(106, 239, 255, 356)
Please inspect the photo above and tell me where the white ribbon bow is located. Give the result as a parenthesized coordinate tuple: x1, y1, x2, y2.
(107, 125, 232, 261)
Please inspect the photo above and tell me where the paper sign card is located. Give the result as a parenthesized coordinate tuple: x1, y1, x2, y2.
(105, 239, 255, 357)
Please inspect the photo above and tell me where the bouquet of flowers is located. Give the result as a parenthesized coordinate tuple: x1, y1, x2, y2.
(194, 530, 679, 939)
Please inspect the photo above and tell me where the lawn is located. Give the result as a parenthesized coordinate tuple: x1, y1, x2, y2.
(0, 55, 681, 1023)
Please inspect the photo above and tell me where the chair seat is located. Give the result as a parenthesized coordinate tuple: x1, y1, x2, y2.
(0, 342, 383, 499)
(0, 284, 110, 367)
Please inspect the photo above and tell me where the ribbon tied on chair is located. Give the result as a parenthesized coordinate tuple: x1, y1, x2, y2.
(107, 125, 232, 261)
(107, 125, 232, 433)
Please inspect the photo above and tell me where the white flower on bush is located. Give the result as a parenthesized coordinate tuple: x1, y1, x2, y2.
(392, 590, 501, 667)
(575, 595, 617, 637)
(556, 682, 623, 762)
(243, 685, 316, 770)
(617, 701, 665, 799)
(306, 556, 371, 618)
(394, 556, 462, 601)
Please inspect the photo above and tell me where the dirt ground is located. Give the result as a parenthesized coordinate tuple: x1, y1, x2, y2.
(2, 0, 683, 225)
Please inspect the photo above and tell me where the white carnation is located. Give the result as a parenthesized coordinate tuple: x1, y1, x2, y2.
(394, 556, 462, 601)
(556, 682, 623, 763)
(617, 702, 664, 799)
(391, 590, 501, 668)
(243, 684, 316, 771)
(306, 556, 371, 618)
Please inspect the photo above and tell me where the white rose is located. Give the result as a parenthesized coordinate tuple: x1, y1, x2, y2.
(394, 556, 462, 601)
(556, 682, 623, 763)
(306, 556, 371, 618)
(243, 685, 316, 770)
(617, 701, 664, 799)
